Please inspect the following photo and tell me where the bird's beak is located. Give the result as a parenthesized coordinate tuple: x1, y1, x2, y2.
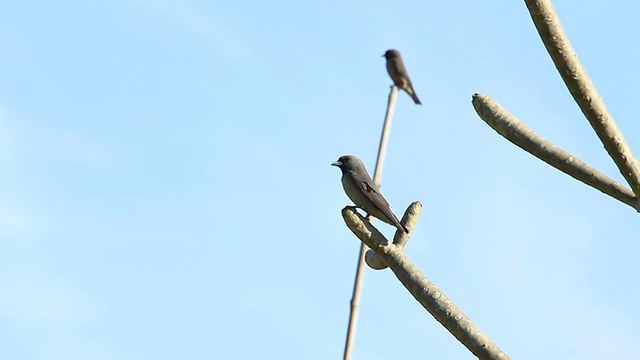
(381, 54, 385, 57)
(331, 161, 342, 167)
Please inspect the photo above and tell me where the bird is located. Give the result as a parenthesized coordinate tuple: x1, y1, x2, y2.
(332, 155, 408, 233)
(382, 49, 421, 105)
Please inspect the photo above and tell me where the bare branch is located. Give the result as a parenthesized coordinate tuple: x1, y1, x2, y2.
(472, 93, 638, 211)
(343, 209, 389, 250)
(342, 204, 510, 360)
(524, 0, 640, 198)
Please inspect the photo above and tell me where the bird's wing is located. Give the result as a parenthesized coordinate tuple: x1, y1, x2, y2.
(353, 173, 391, 208)
(396, 63, 407, 76)
(394, 59, 410, 80)
(351, 172, 407, 232)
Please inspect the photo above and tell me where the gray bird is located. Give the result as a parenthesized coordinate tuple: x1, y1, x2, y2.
(383, 49, 421, 105)
(332, 155, 408, 233)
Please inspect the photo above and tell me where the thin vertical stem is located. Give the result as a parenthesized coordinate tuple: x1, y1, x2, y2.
(342, 242, 367, 360)
(343, 86, 398, 360)
(373, 86, 399, 188)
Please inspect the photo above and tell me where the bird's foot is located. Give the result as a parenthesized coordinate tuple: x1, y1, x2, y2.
(347, 206, 369, 217)
(345, 205, 360, 212)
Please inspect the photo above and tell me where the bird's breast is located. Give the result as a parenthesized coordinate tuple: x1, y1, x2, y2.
(341, 175, 362, 203)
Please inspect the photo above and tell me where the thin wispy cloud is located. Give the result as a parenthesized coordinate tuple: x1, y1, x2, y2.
(0, 207, 29, 236)
(131, 0, 258, 66)
(31, 128, 116, 168)
(0, 103, 13, 162)
(0, 270, 103, 325)
(0, 102, 115, 168)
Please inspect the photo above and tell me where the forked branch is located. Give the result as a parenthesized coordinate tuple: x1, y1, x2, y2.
(525, 0, 640, 199)
(473, 93, 638, 211)
(342, 203, 510, 360)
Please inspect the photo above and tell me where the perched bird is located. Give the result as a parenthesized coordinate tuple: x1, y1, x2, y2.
(332, 155, 408, 233)
(382, 49, 421, 105)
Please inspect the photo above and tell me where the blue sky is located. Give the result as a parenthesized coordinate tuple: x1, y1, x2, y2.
(1, 1, 639, 359)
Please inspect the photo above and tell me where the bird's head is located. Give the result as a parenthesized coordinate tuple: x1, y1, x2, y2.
(331, 155, 365, 173)
(382, 49, 400, 59)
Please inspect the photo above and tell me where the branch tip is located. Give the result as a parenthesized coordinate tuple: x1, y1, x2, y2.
(473, 94, 638, 211)
(341, 206, 388, 248)
(394, 201, 422, 246)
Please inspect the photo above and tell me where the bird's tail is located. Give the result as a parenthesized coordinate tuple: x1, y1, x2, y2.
(403, 85, 421, 105)
(409, 91, 421, 105)
(394, 217, 409, 233)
